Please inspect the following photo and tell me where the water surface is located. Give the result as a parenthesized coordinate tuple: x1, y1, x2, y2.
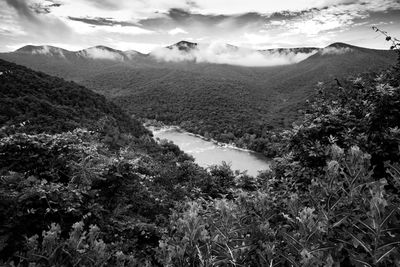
(151, 127, 270, 177)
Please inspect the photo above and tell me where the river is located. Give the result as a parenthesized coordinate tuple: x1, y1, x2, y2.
(150, 126, 271, 177)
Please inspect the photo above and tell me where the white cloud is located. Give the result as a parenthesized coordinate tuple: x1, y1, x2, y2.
(168, 27, 188, 35)
(188, 0, 399, 15)
(150, 42, 318, 66)
(38, 0, 400, 25)
(301, 5, 367, 32)
(1, 0, 400, 52)
(101, 25, 154, 35)
(321, 46, 353, 55)
(78, 47, 124, 60)
(52, 0, 188, 21)
(111, 41, 164, 53)
(30, 45, 66, 57)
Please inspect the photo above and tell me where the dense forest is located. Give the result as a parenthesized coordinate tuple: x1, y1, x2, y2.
(1, 31, 400, 266)
(89, 43, 396, 157)
(1, 43, 396, 158)
(0, 59, 146, 137)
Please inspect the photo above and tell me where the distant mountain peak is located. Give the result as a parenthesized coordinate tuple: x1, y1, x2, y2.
(15, 45, 43, 53)
(326, 42, 354, 49)
(77, 46, 126, 61)
(167, 41, 198, 51)
(15, 45, 67, 57)
(320, 42, 355, 56)
(82, 45, 121, 53)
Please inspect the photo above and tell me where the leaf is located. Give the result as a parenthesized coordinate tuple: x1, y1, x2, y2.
(376, 247, 395, 263)
(347, 231, 372, 255)
(283, 233, 302, 248)
(279, 253, 299, 267)
(352, 257, 372, 267)
(377, 241, 400, 252)
(356, 219, 374, 234)
(333, 216, 347, 228)
(310, 246, 334, 253)
(330, 197, 342, 211)
(380, 208, 398, 228)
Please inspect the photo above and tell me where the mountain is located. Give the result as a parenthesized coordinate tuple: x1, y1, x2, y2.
(261, 47, 320, 54)
(76, 45, 129, 61)
(15, 45, 71, 57)
(166, 40, 198, 51)
(0, 58, 146, 136)
(0, 42, 397, 155)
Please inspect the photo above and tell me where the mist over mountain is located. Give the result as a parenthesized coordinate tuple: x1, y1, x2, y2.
(150, 41, 320, 66)
(6, 41, 323, 67)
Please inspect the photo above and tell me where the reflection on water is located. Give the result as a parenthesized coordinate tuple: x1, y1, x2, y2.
(151, 127, 270, 177)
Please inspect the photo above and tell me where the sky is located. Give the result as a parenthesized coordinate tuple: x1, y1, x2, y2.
(1, 0, 400, 53)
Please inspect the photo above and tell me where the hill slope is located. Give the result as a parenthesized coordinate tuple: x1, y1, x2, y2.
(0, 59, 146, 136)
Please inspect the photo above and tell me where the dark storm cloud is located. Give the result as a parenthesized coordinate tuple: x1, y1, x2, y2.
(68, 17, 139, 27)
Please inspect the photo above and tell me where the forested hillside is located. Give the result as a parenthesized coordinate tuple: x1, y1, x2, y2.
(0, 43, 396, 157)
(0, 59, 145, 137)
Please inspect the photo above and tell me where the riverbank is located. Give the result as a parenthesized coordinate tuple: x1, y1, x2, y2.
(144, 120, 271, 176)
(144, 120, 258, 154)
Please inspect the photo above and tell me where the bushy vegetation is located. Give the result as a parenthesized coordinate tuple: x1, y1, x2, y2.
(0, 128, 231, 266)
(1, 32, 400, 266)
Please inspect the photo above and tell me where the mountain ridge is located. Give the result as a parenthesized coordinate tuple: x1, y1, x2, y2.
(12, 41, 386, 59)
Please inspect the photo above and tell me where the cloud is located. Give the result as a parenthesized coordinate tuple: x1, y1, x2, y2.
(150, 42, 318, 66)
(5, 0, 39, 22)
(65, 19, 154, 35)
(321, 46, 353, 55)
(113, 42, 165, 53)
(186, 0, 399, 15)
(168, 27, 188, 35)
(30, 45, 66, 57)
(68, 16, 139, 27)
(30, 2, 62, 14)
(139, 8, 229, 30)
(78, 46, 124, 60)
(3, 0, 71, 37)
(1, 0, 400, 52)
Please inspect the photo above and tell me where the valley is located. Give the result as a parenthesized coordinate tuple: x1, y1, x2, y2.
(0, 41, 397, 157)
